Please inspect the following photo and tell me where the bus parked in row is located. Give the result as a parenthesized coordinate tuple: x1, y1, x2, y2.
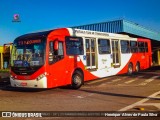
(10, 28, 152, 89)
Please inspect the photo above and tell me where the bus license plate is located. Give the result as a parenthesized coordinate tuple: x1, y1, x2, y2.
(21, 82, 27, 86)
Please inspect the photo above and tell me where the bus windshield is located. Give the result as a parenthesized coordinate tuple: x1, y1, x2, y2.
(11, 39, 45, 67)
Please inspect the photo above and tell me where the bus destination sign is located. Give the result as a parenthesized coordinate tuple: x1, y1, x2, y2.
(18, 39, 41, 45)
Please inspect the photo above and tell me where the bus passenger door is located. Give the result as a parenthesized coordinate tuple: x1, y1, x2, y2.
(85, 38, 97, 70)
(48, 40, 66, 87)
(112, 40, 121, 68)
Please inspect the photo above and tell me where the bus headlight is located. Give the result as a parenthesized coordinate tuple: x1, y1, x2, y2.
(10, 75, 17, 80)
(10, 75, 14, 80)
(36, 74, 45, 81)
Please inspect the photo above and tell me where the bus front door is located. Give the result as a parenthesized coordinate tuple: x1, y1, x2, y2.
(112, 40, 121, 68)
(85, 38, 97, 70)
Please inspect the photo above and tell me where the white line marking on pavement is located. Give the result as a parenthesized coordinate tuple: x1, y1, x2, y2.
(77, 96, 84, 99)
(119, 91, 160, 111)
(124, 76, 143, 84)
(72, 93, 94, 99)
(119, 76, 143, 85)
(139, 76, 159, 86)
(87, 78, 108, 84)
(137, 103, 160, 109)
(87, 77, 123, 85)
(124, 80, 136, 84)
(107, 79, 121, 83)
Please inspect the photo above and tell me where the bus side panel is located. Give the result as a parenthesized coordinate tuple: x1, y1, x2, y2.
(116, 54, 132, 75)
(47, 58, 70, 88)
(117, 53, 146, 75)
(137, 38, 152, 69)
(146, 40, 152, 68)
(46, 28, 71, 88)
(118, 38, 152, 74)
(64, 56, 99, 83)
(46, 55, 98, 88)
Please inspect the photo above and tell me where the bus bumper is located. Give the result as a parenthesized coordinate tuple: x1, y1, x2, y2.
(10, 77, 47, 88)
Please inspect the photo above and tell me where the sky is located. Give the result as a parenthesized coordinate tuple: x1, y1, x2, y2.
(0, 0, 160, 45)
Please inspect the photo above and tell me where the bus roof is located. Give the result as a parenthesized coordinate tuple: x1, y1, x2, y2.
(15, 30, 53, 41)
(14, 27, 136, 41)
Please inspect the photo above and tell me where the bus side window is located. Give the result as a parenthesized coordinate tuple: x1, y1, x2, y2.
(138, 42, 145, 53)
(49, 41, 64, 64)
(98, 39, 111, 54)
(58, 42, 64, 55)
(120, 40, 130, 53)
(49, 41, 54, 64)
(65, 36, 84, 55)
(145, 42, 148, 52)
(130, 41, 138, 53)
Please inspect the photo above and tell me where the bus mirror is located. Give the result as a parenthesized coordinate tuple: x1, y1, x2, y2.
(54, 41, 58, 50)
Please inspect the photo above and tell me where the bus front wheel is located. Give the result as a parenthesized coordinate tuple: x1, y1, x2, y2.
(71, 71, 83, 89)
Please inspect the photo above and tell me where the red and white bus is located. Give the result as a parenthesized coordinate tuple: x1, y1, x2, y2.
(10, 28, 152, 89)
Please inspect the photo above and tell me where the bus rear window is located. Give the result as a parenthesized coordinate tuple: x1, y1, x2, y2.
(65, 36, 84, 55)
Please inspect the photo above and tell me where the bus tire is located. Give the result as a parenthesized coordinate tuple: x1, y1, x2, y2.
(135, 62, 140, 73)
(71, 70, 83, 89)
(128, 63, 133, 75)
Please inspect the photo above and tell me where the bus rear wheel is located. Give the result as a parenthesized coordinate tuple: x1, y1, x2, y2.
(135, 62, 140, 73)
(128, 63, 133, 75)
(71, 71, 83, 89)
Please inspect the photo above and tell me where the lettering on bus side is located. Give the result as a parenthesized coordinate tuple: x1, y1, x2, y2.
(74, 29, 109, 37)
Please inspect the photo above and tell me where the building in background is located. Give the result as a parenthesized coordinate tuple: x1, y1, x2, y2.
(72, 19, 160, 65)
(0, 43, 12, 69)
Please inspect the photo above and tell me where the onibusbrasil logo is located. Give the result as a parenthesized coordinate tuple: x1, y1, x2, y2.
(12, 14, 21, 22)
